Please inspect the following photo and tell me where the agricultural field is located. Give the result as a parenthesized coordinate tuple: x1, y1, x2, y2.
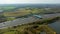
(0, 6, 16, 11)
(3, 7, 60, 17)
(0, 7, 60, 23)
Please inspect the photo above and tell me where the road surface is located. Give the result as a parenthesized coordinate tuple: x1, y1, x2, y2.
(0, 13, 60, 29)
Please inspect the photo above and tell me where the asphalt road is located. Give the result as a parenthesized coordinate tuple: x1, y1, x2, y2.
(0, 13, 60, 29)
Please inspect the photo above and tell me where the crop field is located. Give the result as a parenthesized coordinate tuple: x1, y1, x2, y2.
(0, 6, 16, 11)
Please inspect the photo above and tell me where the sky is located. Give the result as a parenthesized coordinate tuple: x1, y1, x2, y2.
(0, 0, 60, 4)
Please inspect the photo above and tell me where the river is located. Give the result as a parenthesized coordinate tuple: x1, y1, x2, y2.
(48, 20, 60, 34)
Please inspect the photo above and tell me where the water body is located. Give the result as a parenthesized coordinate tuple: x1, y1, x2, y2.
(48, 20, 60, 34)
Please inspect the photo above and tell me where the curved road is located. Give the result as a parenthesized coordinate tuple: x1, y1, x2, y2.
(0, 13, 60, 29)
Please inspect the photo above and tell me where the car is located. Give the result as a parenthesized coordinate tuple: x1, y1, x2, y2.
(33, 15, 43, 19)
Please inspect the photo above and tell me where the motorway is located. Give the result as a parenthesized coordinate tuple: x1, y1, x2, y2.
(0, 13, 60, 29)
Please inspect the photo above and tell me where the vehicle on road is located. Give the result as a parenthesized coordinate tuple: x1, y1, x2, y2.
(33, 15, 43, 19)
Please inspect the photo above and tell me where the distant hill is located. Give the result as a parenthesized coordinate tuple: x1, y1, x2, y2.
(0, 4, 60, 8)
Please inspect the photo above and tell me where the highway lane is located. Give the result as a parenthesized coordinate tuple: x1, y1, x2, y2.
(0, 17, 39, 29)
(0, 13, 60, 29)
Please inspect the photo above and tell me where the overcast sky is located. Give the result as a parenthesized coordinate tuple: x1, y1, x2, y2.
(0, 0, 60, 4)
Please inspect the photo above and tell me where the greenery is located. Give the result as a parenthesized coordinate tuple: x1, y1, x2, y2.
(6, 17, 16, 21)
(0, 6, 60, 34)
(0, 17, 59, 34)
